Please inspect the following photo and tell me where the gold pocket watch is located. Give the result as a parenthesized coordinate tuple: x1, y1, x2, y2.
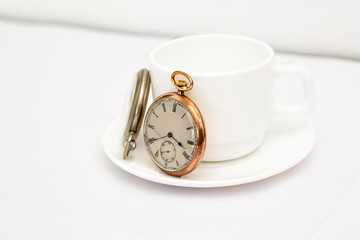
(123, 69, 206, 177)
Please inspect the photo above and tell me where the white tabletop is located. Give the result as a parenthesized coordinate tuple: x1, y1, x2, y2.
(0, 20, 359, 239)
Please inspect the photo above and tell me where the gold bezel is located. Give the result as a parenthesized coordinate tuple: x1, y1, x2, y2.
(143, 92, 206, 177)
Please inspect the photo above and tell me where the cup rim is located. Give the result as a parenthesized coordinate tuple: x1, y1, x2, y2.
(149, 34, 274, 77)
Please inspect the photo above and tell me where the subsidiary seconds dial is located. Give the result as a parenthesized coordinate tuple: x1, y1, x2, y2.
(144, 98, 198, 172)
(160, 140, 176, 163)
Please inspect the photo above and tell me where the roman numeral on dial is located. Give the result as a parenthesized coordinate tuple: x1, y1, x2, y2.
(148, 124, 155, 129)
(148, 138, 156, 144)
(162, 103, 166, 112)
(187, 140, 194, 146)
(172, 103, 177, 112)
(183, 151, 190, 160)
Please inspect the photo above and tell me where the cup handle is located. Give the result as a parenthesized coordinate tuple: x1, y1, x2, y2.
(274, 65, 315, 115)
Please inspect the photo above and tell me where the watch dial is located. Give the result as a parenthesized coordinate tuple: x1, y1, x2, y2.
(144, 98, 197, 172)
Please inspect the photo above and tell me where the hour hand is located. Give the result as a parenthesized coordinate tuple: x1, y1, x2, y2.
(167, 132, 185, 149)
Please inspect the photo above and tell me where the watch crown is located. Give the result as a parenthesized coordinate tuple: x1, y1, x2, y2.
(171, 71, 194, 94)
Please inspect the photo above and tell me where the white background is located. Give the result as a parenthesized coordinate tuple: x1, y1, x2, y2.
(0, 19, 360, 239)
(0, 0, 360, 59)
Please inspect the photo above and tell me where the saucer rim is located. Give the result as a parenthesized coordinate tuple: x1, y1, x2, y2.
(103, 115, 315, 188)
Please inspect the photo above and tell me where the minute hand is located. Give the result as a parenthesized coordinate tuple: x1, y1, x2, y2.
(148, 135, 167, 144)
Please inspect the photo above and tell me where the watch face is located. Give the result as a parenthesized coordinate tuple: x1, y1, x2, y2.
(144, 98, 198, 172)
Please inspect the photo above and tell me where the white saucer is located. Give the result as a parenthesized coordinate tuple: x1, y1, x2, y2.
(103, 115, 315, 188)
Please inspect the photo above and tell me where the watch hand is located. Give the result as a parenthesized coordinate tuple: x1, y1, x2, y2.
(148, 135, 167, 144)
(156, 135, 168, 141)
(167, 132, 185, 149)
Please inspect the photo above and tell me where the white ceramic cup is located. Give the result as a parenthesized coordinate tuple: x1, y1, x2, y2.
(149, 34, 314, 162)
